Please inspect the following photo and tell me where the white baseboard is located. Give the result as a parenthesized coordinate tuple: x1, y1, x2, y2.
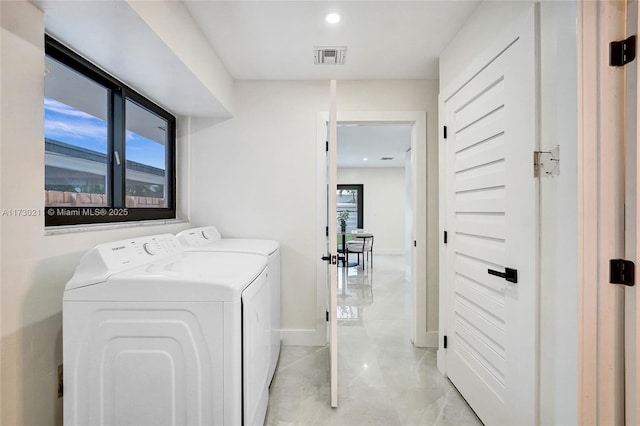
(281, 328, 326, 346)
(414, 330, 439, 348)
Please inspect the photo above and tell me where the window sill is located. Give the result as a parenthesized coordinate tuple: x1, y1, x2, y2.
(44, 218, 189, 236)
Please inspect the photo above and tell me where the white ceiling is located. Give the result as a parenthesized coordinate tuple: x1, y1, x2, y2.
(338, 124, 412, 168)
(184, 1, 478, 167)
(184, 0, 480, 80)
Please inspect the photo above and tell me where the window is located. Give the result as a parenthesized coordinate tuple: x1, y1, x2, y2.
(337, 184, 364, 233)
(44, 36, 176, 226)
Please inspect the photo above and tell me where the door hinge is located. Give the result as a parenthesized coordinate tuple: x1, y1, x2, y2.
(413, 240, 417, 247)
(610, 35, 636, 67)
(444, 231, 448, 244)
(326, 141, 329, 152)
(444, 335, 448, 349)
(326, 310, 329, 321)
(326, 226, 329, 237)
(443, 126, 447, 140)
(533, 151, 541, 177)
(610, 259, 635, 286)
(58, 364, 63, 398)
(534, 146, 560, 178)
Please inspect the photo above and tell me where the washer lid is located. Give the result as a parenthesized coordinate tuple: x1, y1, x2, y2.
(64, 251, 268, 302)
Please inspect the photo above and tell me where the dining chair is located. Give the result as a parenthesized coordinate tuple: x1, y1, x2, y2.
(346, 230, 374, 269)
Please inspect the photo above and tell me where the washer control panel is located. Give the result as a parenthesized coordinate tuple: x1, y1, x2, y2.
(66, 234, 182, 290)
(102, 235, 180, 265)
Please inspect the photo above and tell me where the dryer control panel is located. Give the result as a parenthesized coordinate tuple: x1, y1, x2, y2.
(177, 226, 222, 247)
(66, 234, 183, 290)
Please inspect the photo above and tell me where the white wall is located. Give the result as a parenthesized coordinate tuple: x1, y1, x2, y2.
(0, 3, 193, 425)
(337, 167, 405, 254)
(438, 1, 578, 424)
(189, 79, 439, 344)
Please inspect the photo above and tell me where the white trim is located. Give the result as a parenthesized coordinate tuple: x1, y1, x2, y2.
(316, 112, 329, 347)
(177, 115, 192, 223)
(328, 80, 338, 408)
(627, 2, 640, 424)
(437, 91, 447, 374)
(577, 1, 626, 424)
(44, 218, 189, 236)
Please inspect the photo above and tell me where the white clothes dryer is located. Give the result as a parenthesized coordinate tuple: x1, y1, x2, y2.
(176, 226, 281, 383)
(63, 234, 270, 426)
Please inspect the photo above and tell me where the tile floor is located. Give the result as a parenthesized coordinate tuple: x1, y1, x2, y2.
(265, 255, 483, 425)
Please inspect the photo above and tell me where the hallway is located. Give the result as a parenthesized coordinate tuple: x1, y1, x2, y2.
(266, 255, 482, 425)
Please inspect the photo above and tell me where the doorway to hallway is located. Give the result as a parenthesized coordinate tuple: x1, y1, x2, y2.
(316, 109, 434, 408)
(316, 109, 434, 349)
(336, 121, 413, 330)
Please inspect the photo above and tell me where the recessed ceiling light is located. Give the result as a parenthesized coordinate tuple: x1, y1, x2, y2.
(363, 157, 368, 161)
(325, 12, 342, 24)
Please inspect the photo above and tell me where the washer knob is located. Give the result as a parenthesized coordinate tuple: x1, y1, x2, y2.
(143, 243, 157, 255)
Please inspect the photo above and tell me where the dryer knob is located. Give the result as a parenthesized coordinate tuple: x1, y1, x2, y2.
(201, 230, 210, 239)
(143, 243, 157, 255)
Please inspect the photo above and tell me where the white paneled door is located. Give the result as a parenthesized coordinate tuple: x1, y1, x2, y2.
(443, 7, 537, 425)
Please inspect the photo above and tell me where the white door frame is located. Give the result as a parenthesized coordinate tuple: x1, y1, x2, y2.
(577, 0, 626, 424)
(627, 2, 640, 424)
(315, 110, 433, 347)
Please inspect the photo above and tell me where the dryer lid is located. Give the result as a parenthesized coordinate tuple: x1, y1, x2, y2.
(177, 226, 279, 256)
(193, 238, 279, 256)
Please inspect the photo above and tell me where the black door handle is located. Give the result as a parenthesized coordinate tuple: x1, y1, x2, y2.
(487, 267, 518, 283)
(322, 255, 340, 265)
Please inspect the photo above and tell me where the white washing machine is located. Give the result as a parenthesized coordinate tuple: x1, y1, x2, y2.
(176, 226, 281, 383)
(63, 234, 271, 426)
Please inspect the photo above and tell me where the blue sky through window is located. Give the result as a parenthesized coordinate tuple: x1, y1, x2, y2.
(45, 97, 166, 169)
(126, 131, 166, 170)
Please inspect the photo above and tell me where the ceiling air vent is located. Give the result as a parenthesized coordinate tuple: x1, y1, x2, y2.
(380, 157, 394, 161)
(314, 46, 347, 65)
